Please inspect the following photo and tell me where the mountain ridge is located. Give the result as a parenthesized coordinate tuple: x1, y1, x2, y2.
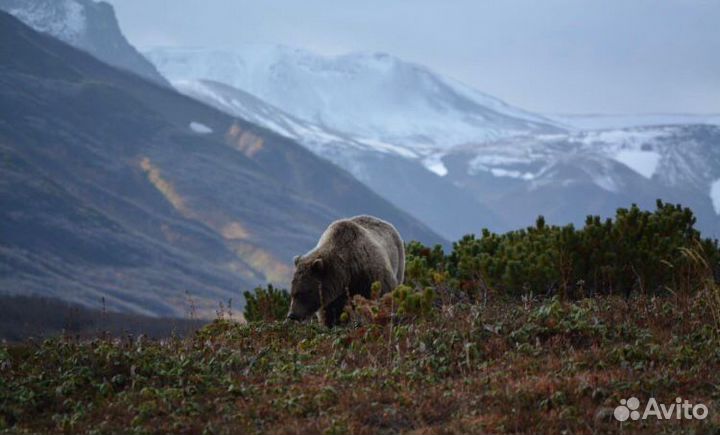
(0, 11, 443, 316)
(145, 45, 564, 152)
(171, 78, 508, 239)
(0, 0, 169, 87)
(146, 45, 720, 240)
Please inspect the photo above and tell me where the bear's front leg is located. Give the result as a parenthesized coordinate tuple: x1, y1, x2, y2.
(320, 293, 348, 327)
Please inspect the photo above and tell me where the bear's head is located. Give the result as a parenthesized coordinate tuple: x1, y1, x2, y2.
(287, 255, 326, 321)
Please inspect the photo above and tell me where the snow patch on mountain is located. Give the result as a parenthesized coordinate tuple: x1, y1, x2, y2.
(8, 0, 85, 43)
(575, 128, 670, 147)
(470, 153, 534, 168)
(489, 168, 535, 180)
(1, 0, 169, 87)
(465, 141, 546, 181)
(711, 179, 720, 214)
(571, 129, 671, 179)
(591, 174, 621, 193)
(422, 154, 448, 177)
(612, 150, 661, 179)
(354, 138, 419, 159)
(189, 121, 212, 134)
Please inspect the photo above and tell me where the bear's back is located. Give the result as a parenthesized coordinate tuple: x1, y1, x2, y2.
(313, 215, 404, 284)
(350, 215, 405, 283)
(350, 216, 401, 249)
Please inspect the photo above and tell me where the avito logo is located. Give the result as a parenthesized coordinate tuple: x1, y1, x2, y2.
(614, 397, 708, 422)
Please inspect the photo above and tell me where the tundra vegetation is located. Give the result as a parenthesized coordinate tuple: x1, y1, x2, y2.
(1, 201, 719, 434)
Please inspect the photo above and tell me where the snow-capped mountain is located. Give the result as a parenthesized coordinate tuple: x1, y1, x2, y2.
(173, 79, 421, 166)
(454, 127, 718, 190)
(442, 125, 720, 236)
(174, 79, 506, 239)
(0, 0, 168, 87)
(144, 46, 571, 240)
(145, 45, 719, 239)
(145, 46, 564, 154)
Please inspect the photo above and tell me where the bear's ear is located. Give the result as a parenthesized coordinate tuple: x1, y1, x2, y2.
(293, 255, 301, 266)
(311, 258, 324, 274)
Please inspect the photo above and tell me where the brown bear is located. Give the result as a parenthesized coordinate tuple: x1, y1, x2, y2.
(287, 215, 405, 327)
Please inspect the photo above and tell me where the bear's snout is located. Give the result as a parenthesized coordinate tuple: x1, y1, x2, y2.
(286, 312, 302, 322)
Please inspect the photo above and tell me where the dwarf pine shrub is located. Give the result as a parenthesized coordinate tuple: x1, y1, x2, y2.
(392, 284, 436, 318)
(243, 284, 290, 322)
(408, 200, 720, 300)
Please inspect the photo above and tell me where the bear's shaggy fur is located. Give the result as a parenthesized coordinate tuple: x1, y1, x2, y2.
(287, 215, 405, 327)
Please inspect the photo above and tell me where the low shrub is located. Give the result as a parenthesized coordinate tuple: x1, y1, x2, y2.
(407, 200, 719, 301)
(242, 284, 290, 322)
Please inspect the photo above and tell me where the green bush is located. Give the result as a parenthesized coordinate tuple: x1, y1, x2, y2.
(392, 284, 436, 318)
(409, 201, 720, 300)
(243, 284, 290, 322)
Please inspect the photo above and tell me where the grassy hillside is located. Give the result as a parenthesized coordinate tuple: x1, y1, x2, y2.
(1, 293, 718, 434)
(2, 202, 719, 434)
(0, 295, 206, 342)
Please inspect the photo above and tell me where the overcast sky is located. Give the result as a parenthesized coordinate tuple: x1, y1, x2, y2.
(106, 0, 720, 114)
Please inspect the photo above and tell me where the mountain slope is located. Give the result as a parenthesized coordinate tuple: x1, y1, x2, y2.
(0, 12, 442, 316)
(172, 79, 507, 239)
(0, 0, 169, 87)
(143, 47, 566, 240)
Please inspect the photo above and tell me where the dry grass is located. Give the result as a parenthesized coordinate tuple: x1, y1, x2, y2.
(1, 293, 719, 434)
